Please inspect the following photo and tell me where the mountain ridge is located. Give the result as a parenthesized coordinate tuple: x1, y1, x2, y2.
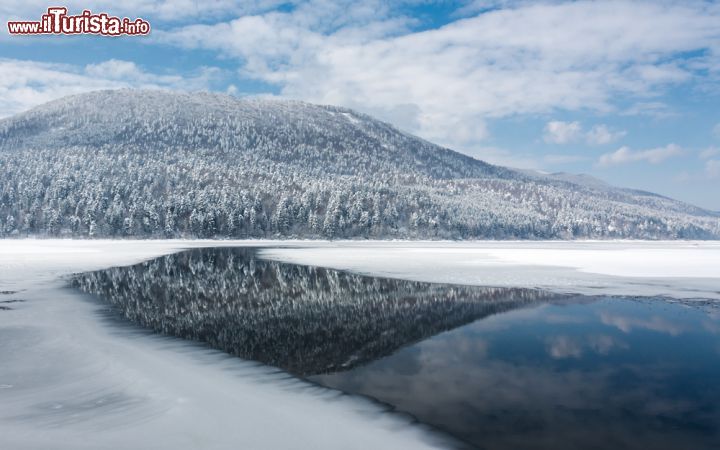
(0, 89, 508, 180)
(0, 89, 718, 239)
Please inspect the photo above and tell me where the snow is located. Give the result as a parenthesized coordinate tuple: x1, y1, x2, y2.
(0, 239, 450, 450)
(3, 89, 719, 241)
(2, 238, 719, 449)
(342, 111, 361, 125)
(258, 240, 720, 300)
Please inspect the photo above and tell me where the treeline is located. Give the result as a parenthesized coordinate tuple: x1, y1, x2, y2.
(0, 89, 718, 240)
(1, 146, 717, 239)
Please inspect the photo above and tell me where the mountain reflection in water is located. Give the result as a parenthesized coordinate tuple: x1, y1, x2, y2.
(73, 247, 562, 376)
(73, 247, 720, 450)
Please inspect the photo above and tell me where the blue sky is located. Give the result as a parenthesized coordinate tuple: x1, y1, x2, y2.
(2, 0, 719, 209)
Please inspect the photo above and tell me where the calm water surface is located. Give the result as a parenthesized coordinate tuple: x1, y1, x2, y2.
(73, 248, 720, 450)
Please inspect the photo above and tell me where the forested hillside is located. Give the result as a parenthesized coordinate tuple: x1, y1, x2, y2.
(0, 89, 718, 239)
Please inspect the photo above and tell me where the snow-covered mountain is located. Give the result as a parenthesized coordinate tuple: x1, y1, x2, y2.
(0, 89, 718, 239)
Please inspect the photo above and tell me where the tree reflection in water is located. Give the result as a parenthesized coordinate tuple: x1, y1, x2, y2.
(73, 247, 562, 376)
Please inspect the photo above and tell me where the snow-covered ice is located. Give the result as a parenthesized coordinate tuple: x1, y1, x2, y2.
(258, 240, 720, 300)
(8, 239, 719, 301)
(1, 239, 719, 450)
(0, 240, 450, 450)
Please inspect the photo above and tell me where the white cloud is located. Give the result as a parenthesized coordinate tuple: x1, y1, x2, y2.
(597, 143, 683, 167)
(84, 60, 141, 80)
(454, 0, 530, 16)
(585, 124, 626, 145)
(544, 121, 625, 145)
(543, 121, 583, 144)
(621, 101, 675, 118)
(157, 0, 720, 148)
(0, 58, 220, 117)
(2, 0, 719, 163)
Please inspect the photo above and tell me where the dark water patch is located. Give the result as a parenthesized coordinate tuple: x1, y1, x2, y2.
(72, 248, 562, 376)
(72, 247, 720, 450)
(0, 291, 19, 295)
(310, 298, 720, 450)
(0, 300, 25, 304)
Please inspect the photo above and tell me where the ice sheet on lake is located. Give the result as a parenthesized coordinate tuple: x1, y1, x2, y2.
(1, 239, 719, 449)
(4, 240, 718, 301)
(258, 241, 720, 301)
(0, 240, 452, 450)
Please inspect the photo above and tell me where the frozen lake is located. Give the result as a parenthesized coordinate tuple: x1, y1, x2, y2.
(73, 247, 720, 449)
(1, 240, 720, 449)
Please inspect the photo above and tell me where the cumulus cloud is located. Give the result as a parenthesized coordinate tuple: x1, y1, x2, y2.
(544, 121, 625, 145)
(86, 59, 166, 82)
(543, 121, 583, 144)
(597, 144, 683, 167)
(585, 124, 627, 145)
(153, 0, 720, 151)
(0, 58, 220, 117)
(3, 0, 720, 165)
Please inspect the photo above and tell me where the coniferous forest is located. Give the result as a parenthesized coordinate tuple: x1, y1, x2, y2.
(1, 90, 718, 239)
